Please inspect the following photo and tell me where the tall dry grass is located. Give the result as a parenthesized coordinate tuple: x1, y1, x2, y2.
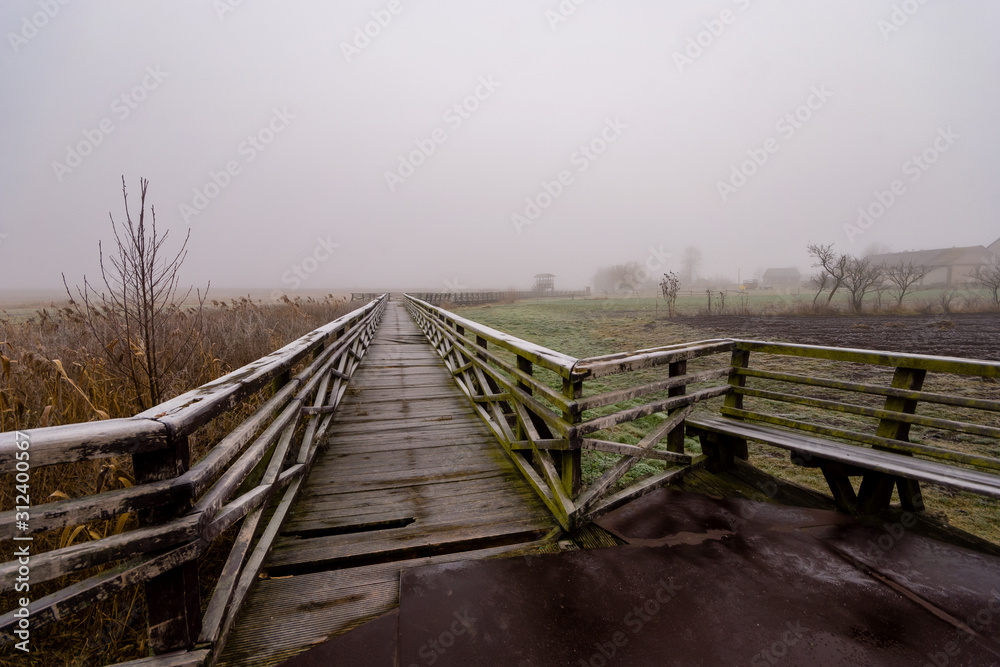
(0, 294, 354, 665)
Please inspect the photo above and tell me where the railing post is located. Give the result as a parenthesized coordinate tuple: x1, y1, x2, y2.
(271, 368, 291, 396)
(516, 356, 532, 441)
(561, 378, 583, 497)
(723, 348, 750, 412)
(133, 433, 201, 653)
(666, 360, 687, 453)
(516, 356, 532, 393)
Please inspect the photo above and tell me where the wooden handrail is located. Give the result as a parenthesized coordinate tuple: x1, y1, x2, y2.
(0, 295, 388, 658)
(571, 339, 735, 379)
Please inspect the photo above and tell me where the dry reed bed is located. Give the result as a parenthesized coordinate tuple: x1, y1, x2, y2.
(0, 295, 352, 665)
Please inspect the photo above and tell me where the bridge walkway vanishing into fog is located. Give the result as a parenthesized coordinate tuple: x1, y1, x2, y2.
(217, 300, 558, 666)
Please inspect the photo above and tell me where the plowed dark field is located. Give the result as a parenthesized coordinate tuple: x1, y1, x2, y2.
(686, 312, 1000, 361)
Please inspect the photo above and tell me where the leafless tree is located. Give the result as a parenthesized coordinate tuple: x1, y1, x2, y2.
(811, 271, 830, 304)
(843, 255, 884, 313)
(883, 261, 928, 307)
(972, 263, 1000, 307)
(807, 243, 848, 304)
(681, 246, 702, 284)
(63, 177, 208, 411)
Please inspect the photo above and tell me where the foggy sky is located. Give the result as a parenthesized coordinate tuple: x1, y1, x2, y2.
(1, 1, 998, 295)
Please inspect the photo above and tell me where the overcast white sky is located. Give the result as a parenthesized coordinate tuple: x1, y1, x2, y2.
(1, 1, 998, 294)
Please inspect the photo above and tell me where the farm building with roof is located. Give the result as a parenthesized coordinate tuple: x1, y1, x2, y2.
(762, 267, 802, 288)
(868, 240, 999, 286)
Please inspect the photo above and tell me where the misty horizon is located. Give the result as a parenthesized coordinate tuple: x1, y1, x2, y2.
(2, 2, 998, 295)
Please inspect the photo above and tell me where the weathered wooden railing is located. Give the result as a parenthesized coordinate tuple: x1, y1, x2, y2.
(687, 340, 1000, 513)
(0, 295, 387, 664)
(403, 294, 733, 529)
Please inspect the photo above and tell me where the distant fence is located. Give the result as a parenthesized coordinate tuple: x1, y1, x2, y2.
(355, 289, 590, 305)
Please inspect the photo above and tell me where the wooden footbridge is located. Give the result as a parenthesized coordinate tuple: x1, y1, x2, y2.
(3, 295, 1000, 665)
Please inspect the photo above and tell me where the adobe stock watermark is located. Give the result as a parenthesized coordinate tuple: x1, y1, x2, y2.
(865, 493, 925, 556)
(672, 0, 753, 74)
(716, 84, 833, 202)
(923, 589, 1000, 667)
(511, 117, 627, 234)
(546, 0, 589, 31)
(717, 474, 809, 532)
(269, 235, 339, 301)
(843, 126, 958, 244)
(384, 75, 501, 192)
(340, 0, 408, 63)
(51, 65, 168, 183)
(406, 609, 476, 667)
(179, 107, 294, 224)
(878, 0, 934, 41)
(213, 0, 249, 21)
(444, 277, 468, 292)
(11, 430, 33, 653)
(578, 577, 683, 666)
(7, 0, 71, 54)
(615, 245, 672, 292)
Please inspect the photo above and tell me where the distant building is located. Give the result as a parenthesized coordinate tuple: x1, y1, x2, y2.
(762, 267, 802, 288)
(869, 243, 998, 286)
(989, 237, 1000, 256)
(533, 273, 555, 292)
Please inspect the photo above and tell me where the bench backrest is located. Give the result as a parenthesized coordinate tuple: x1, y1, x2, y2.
(724, 340, 1000, 472)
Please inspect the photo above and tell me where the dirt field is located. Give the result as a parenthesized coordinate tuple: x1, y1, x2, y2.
(681, 312, 1000, 361)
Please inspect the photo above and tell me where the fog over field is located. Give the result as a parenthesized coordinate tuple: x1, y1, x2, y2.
(1, 1, 998, 294)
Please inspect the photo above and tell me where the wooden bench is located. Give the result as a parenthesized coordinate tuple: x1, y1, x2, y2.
(686, 340, 1000, 515)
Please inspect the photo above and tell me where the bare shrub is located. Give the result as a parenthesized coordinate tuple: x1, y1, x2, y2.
(62, 177, 207, 411)
(843, 256, 884, 313)
(659, 271, 680, 317)
(884, 261, 928, 307)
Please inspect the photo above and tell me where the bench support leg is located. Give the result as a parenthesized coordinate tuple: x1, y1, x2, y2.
(819, 463, 859, 513)
(699, 433, 748, 473)
(857, 473, 895, 515)
(897, 478, 924, 512)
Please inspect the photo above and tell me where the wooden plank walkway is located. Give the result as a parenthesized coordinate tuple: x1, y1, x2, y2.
(219, 299, 557, 666)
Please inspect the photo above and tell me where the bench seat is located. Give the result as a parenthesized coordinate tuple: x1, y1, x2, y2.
(686, 416, 1000, 511)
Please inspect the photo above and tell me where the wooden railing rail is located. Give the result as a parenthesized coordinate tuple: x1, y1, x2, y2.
(0, 295, 388, 663)
(403, 295, 733, 530)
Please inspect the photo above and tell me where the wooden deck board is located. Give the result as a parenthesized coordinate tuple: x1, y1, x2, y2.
(219, 299, 557, 666)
